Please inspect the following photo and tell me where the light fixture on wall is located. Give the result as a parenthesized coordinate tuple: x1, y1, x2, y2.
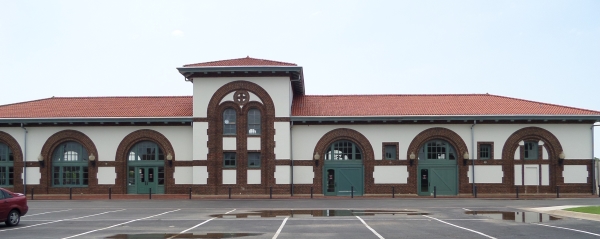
(89, 154, 96, 167)
(38, 154, 44, 167)
(167, 153, 173, 167)
(409, 152, 416, 166)
(558, 151, 565, 166)
(463, 152, 469, 166)
(314, 152, 320, 167)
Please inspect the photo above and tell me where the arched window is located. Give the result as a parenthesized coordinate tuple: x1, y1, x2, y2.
(325, 140, 362, 161)
(223, 108, 236, 135)
(52, 141, 88, 186)
(128, 141, 164, 161)
(419, 140, 456, 160)
(248, 108, 261, 135)
(0, 143, 13, 186)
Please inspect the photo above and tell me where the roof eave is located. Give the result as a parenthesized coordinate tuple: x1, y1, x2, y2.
(290, 115, 600, 122)
(0, 117, 193, 124)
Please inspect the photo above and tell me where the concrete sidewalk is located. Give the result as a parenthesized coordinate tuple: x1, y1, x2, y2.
(528, 205, 600, 222)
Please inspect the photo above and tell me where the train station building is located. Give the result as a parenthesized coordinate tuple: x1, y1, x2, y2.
(0, 57, 599, 196)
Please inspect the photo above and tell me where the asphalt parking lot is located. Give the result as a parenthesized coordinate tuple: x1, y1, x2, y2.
(1, 198, 599, 239)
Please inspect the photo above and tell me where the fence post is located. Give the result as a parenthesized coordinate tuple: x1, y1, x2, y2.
(69, 187, 72, 200)
(31, 188, 34, 200)
(434, 186, 437, 198)
(149, 188, 152, 200)
(228, 187, 231, 199)
(310, 187, 313, 199)
(474, 185, 477, 198)
(351, 186, 354, 198)
(189, 187, 192, 200)
(556, 186, 560, 198)
(109, 187, 112, 200)
(270, 187, 273, 199)
(516, 186, 519, 199)
(392, 187, 395, 198)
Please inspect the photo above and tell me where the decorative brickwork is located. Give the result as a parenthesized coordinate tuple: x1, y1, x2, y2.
(205, 80, 276, 195)
(0, 131, 23, 192)
(407, 127, 469, 194)
(36, 130, 98, 194)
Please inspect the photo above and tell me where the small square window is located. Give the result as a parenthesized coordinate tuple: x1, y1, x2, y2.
(480, 144, 491, 159)
(224, 152, 236, 167)
(248, 153, 261, 168)
(384, 145, 397, 160)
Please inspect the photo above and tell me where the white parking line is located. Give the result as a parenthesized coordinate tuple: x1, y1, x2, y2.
(423, 215, 497, 239)
(62, 209, 180, 239)
(167, 209, 237, 239)
(0, 209, 125, 232)
(462, 208, 471, 211)
(356, 216, 385, 239)
(22, 209, 72, 217)
(533, 223, 600, 237)
(272, 217, 289, 239)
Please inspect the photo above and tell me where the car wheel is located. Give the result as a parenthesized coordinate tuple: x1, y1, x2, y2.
(5, 210, 20, 226)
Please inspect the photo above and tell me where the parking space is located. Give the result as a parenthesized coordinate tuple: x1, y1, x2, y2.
(1, 198, 599, 238)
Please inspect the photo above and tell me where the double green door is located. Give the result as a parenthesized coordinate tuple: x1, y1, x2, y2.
(323, 165, 364, 196)
(417, 165, 458, 196)
(127, 166, 164, 194)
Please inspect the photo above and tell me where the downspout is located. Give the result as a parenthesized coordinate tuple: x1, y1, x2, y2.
(593, 124, 598, 195)
(21, 123, 27, 195)
(471, 120, 476, 195)
(290, 121, 294, 196)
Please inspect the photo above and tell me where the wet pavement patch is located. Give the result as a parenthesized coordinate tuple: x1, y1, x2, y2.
(465, 211, 561, 223)
(105, 233, 263, 238)
(209, 209, 428, 218)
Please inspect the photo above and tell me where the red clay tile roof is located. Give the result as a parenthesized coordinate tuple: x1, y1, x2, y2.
(183, 56, 297, 67)
(1, 94, 598, 119)
(291, 94, 600, 116)
(0, 96, 192, 118)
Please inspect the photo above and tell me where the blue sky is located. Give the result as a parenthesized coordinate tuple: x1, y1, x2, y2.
(1, 1, 599, 153)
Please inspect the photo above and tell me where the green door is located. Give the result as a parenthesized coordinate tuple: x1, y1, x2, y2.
(136, 167, 158, 194)
(324, 166, 363, 196)
(418, 166, 457, 196)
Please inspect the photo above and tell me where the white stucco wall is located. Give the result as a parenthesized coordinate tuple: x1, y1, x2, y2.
(541, 164, 550, 185)
(524, 165, 539, 185)
(514, 165, 522, 185)
(223, 137, 236, 151)
(292, 166, 314, 184)
(174, 166, 193, 184)
(192, 166, 208, 184)
(247, 137, 261, 151)
(222, 170, 236, 184)
(467, 165, 503, 183)
(275, 122, 290, 159)
(563, 165, 588, 183)
(193, 77, 291, 118)
(24, 167, 40, 185)
(247, 170, 261, 184)
(193, 122, 209, 160)
(373, 166, 408, 184)
(97, 167, 116, 185)
(0, 126, 192, 162)
(291, 124, 593, 161)
(275, 165, 290, 184)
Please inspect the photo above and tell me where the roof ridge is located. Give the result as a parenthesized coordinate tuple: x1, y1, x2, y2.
(487, 94, 600, 114)
(183, 56, 297, 67)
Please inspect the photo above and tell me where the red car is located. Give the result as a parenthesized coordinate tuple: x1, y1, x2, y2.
(0, 188, 28, 226)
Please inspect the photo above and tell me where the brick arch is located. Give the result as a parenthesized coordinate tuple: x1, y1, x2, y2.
(0, 131, 24, 191)
(312, 128, 375, 194)
(207, 80, 275, 117)
(501, 126, 563, 161)
(406, 127, 469, 193)
(115, 129, 175, 193)
(206, 80, 276, 194)
(40, 130, 99, 193)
